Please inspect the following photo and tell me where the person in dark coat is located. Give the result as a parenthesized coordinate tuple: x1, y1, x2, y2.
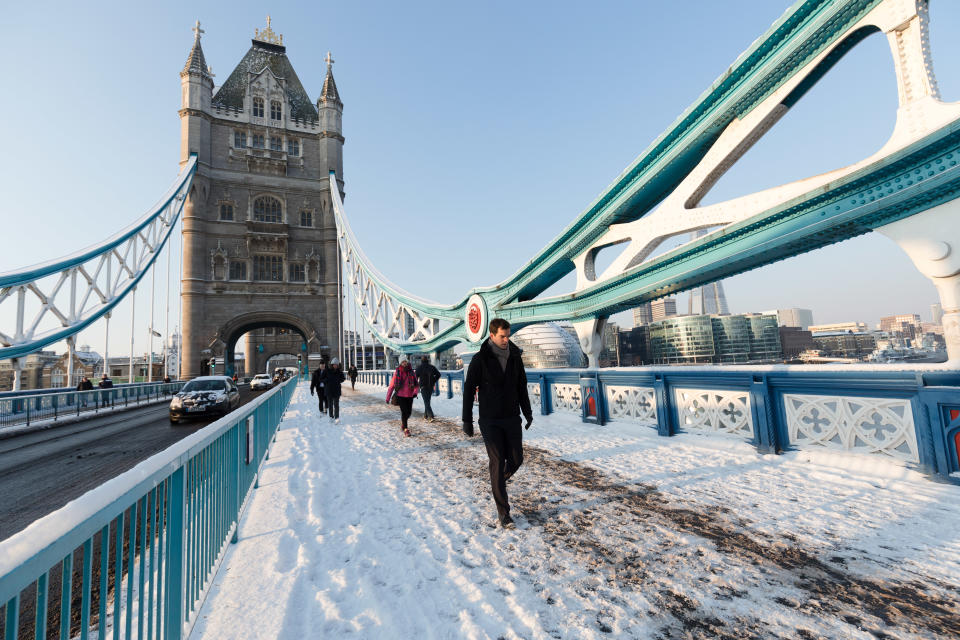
(310, 362, 328, 414)
(98, 374, 114, 406)
(325, 358, 347, 423)
(462, 318, 533, 529)
(347, 364, 358, 390)
(415, 356, 441, 421)
(77, 375, 93, 406)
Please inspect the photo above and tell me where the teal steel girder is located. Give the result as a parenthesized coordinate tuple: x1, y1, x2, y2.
(340, 0, 957, 355)
(0, 156, 197, 361)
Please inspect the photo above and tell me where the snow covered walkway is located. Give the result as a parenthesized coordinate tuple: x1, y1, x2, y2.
(190, 382, 960, 639)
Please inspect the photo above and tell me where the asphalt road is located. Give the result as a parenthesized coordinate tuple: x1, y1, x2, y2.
(0, 386, 265, 541)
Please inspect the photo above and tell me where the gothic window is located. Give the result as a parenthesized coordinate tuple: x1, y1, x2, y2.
(287, 139, 300, 156)
(270, 136, 283, 152)
(252, 97, 264, 118)
(229, 261, 247, 280)
(219, 204, 234, 221)
(51, 368, 64, 388)
(253, 255, 283, 281)
(299, 210, 312, 227)
(252, 134, 265, 149)
(289, 263, 306, 282)
(253, 196, 282, 223)
(270, 100, 282, 120)
(234, 131, 247, 148)
(213, 255, 226, 281)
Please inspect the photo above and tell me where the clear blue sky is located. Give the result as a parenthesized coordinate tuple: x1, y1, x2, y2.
(2, 0, 959, 358)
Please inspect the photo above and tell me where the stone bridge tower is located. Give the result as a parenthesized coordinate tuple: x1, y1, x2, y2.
(178, 18, 344, 378)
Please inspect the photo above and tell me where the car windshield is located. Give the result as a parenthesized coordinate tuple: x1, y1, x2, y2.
(182, 380, 228, 392)
(254, 375, 269, 379)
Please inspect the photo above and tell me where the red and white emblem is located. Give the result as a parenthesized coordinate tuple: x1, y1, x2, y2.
(464, 294, 487, 343)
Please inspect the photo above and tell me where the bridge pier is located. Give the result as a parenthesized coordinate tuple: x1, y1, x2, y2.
(879, 200, 960, 363)
(574, 316, 607, 369)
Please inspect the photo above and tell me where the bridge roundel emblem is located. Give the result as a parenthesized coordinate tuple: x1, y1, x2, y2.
(464, 294, 487, 343)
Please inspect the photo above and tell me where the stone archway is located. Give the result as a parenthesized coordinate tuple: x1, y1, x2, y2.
(208, 311, 323, 377)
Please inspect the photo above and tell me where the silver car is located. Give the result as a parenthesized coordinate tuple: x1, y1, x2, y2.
(169, 375, 240, 424)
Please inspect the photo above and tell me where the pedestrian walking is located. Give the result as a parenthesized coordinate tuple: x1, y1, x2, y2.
(310, 361, 328, 414)
(415, 356, 441, 421)
(386, 357, 419, 437)
(325, 358, 346, 423)
(462, 318, 533, 530)
(77, 375, 93, 407)
(347, 364, 358, 390)
(98, 373, 114, 407)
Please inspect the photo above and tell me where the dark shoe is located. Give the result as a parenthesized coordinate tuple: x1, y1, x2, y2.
(499, 515, 516, 529)
(403, 428, 411, 437)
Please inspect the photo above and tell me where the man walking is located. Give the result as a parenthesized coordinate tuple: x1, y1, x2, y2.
(462, 318, 533, 529)
(325, 358, 346, 423)
(309, 361, 328, 414)
(415, 356, 441, 421)
(347, 363, 358, 390)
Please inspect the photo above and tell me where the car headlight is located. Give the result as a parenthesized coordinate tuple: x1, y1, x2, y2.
(170, 396, 183, 408)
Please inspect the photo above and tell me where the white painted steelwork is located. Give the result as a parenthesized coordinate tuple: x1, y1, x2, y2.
(0, 156, 197, 361)
(674, 388, 753, 438)
(551, 383, 583, 414)
(605, 385, 658, 425)
(783, 393, 919, 462)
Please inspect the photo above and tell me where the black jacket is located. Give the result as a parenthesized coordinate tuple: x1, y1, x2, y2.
(347, 366, 358, 380)
(310, 367, 327, 394)
(462, 339, 532, 423)
(324, 367, 346, 396)
(415, 362, 441, 393)
(98, 378, 113, 389)
(77, 379, 94, 391)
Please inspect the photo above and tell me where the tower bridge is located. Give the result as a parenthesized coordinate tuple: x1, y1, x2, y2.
(1, 0, 960, 382)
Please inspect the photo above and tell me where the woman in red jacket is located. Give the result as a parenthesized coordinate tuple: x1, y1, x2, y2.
(386, 357, 419, 436)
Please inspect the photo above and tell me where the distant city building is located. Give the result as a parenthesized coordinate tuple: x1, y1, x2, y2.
(510, 323, 586, 369)
(0, 350, 59, 391)
(880, 314, 922, 340)
(618, 326, 650, 366)
(764, 308, 814, 330)
(645, 313, 781, 365)
(632, 302, 653, 327)
(599, 322, 620, 367)
(931, 303, 944, 326)
(811, 332, 877, 360)
(779, 326, 815, 359)
(808, 321, 867, 334)
(687, 231, 730, 316)
(651, 298, 678, 322)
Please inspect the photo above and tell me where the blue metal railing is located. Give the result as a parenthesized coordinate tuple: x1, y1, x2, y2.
(359, 366, 960, 480)
(0, 376, 298, 639)
(0, 382, 186, 430)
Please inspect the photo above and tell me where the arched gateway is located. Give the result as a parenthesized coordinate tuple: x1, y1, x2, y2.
(178, 19, 344, 378)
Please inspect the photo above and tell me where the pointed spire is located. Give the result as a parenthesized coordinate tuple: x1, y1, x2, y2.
(320, 51, 341, 104)
(182, 20, 211, 78)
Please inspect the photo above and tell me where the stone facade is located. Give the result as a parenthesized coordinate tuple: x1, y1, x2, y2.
(178, 21, 344, 378)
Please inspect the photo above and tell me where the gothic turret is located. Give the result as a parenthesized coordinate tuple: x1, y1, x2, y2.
(179, 20, 214, 166)
(318, 51, 344, 179)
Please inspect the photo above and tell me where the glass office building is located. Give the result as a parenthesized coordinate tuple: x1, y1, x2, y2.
(646, 313, 782, 365)
(648, 315, 715, 364)
(510, 323, 587, 368)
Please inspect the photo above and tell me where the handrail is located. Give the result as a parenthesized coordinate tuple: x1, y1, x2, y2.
(0, 375, 299, 639)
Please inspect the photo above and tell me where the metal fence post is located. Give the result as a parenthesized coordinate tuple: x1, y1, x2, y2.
(164, 466, 187, 640)
(653, 374, 672, 436)
(749, 375, 780, 452)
